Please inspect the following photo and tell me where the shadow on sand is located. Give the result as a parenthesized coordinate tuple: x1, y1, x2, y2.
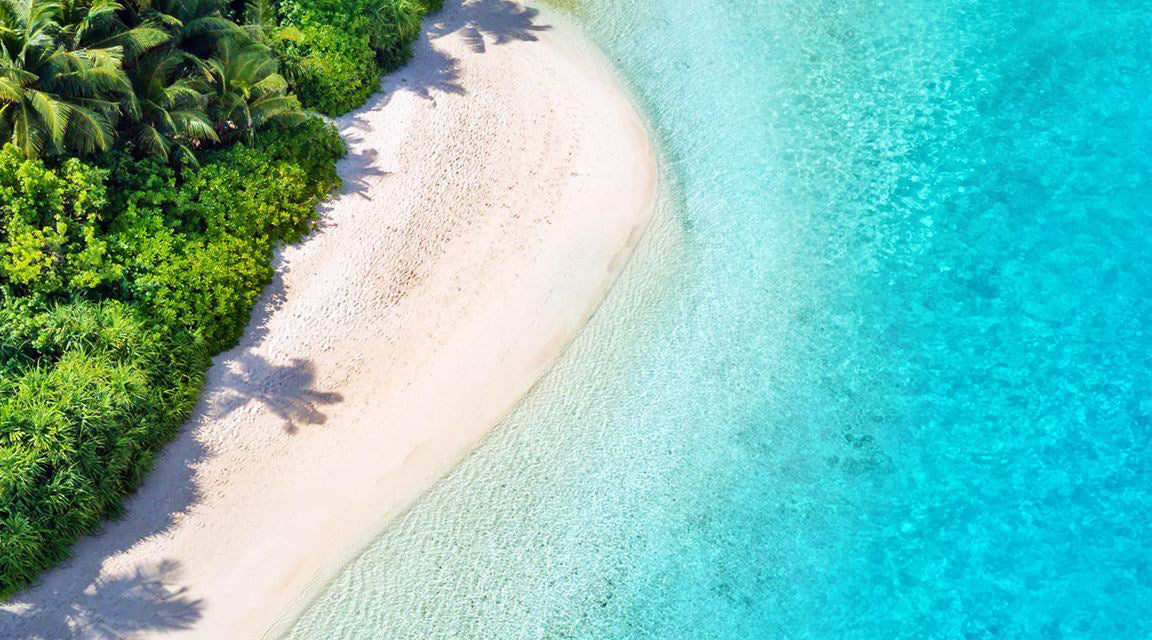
(351, 0, 550, 108)
(428, 0, 551, 53)
(0, 270, 343, 638)
(210, 353, 343, 435)
(325, 2, 549, 199)
(0, 1, 549, 637)
(0, 562, 203, 640)
(208, 270, 345, 434)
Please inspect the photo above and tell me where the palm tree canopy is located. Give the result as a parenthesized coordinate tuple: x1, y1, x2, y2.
(202, 37, 301, 142)
(0, 0, 303, 161)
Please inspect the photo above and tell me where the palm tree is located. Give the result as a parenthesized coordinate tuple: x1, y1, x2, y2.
(239, 0, 300, 87)
(140, 0, 243, 56)
(123, 48, 216, 163)
(114, 0, 270, 158)
(2, 0, 309, 161)
(240, 0, 297, 44)
(201, 38, 301, 143)
(56, 0, 168, 57)
(0, 0, 131, 157)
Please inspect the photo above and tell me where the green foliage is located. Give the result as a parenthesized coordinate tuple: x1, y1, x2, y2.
(0, 299, 205, 592)
(0, 145, 119, 297)
(0, 0, 301, 162)
(365, 0, 430, 71)
(273, 0, 438, 114)
(0, 0, 424, 600)
(203, 38, 306, 144)
(274, 23, 379, 115)
(0, 0, 128, 158)
(0, 114, 342, 596)
(112, 120, 342, 351)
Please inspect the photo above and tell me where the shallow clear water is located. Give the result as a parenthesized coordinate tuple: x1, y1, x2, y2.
(287, 1, 1152, 637)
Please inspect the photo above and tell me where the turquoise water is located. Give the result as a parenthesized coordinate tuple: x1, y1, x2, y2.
(287, 0, 1152, 637)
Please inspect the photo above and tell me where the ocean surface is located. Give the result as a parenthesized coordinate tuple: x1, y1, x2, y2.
(286, 0, 1152, 637)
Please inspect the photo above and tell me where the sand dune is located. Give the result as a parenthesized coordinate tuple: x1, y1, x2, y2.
(0, 2, 658, 638)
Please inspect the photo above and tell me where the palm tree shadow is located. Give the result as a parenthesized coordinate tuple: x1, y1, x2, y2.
(203, 266, 344, 434)
(335, 144, 391, 199)
(209, 354, 343, 434)
(427, 0, 552, 53)
(388, 39, 467, 101)
(329, 0, 553, 209)
(362, 0, 552, 106)
(0, 561, 203, 640)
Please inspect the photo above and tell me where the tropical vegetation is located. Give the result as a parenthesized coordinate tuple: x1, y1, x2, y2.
(0, 0, 438, 596)
(274, 0, 440, 113)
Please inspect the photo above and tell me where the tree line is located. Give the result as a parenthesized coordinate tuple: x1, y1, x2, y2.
(1, 0, 302, 162)
(0, 0, 439, 596)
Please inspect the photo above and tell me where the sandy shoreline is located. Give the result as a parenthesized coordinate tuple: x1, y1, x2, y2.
(0, 2, 659, 638)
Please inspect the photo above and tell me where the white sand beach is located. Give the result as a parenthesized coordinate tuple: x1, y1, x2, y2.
(0, 1, 658, 637)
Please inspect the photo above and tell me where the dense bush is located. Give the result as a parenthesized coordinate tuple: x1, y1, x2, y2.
(0, 300, 205, 591)
(274, 0, 440, 114)
(275, 23, 382, 115)
(0, 147, 117, 298)
(0, 118, 343, 595)
(116, 121, 341, 351)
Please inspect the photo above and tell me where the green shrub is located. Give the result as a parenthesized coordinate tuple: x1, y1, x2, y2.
(276, 24, 381, 115)
(114, 121, 343, 351)
(275, 0, 439, 114)
(0, 300, 204, 592)
(0, 146, 120, 298)
(0, 116, 342, 595)
(364, 0, 427, 71)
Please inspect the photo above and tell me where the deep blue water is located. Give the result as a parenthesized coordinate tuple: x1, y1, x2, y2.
(288, 1, 1152, 637)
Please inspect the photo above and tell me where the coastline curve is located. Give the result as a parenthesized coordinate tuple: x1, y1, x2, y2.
(0, 1, 661, 638)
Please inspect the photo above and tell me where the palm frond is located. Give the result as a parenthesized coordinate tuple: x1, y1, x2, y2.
(131, 120, 167, 158)
(168, 107, 214, 140)
(0, 76, 23, 101)
(27, 88, 69, 144)
(62, 101, 114, 152)
(86, 25, 170, 57)
(171, 140, 197, 166)
(16, 100, 47, 156)
(181, 15, 240, 39)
